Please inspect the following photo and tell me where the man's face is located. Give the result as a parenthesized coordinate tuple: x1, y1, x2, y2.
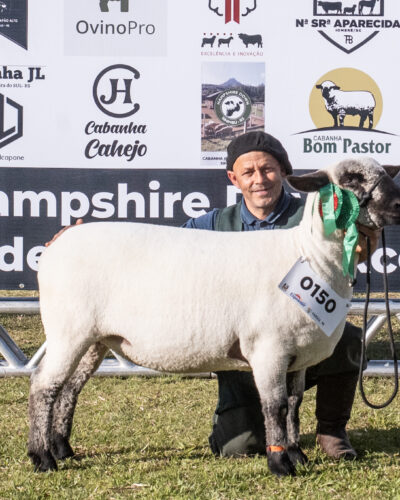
(227, 151, 286, 219)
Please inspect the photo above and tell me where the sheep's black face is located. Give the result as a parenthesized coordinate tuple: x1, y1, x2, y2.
(286, 158, 400, 229)
(364, 175, 400, 228)
(336, 162, 400, 229)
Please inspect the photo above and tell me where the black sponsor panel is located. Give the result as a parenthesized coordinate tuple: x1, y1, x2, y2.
(1, 167, 400, 292)
(0, 0, 27, 50)
(0, 167, 230, 289)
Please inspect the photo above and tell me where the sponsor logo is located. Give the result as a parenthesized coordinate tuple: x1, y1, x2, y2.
(208, 0, 257, 24)
(296, 0, 399, 53)
(290, 292, 306, 307)
(65, 0, 166, 57)
(0, 93, 23, 149)
(202, 1, 264, 57)
(99, 0, 130, 13)
(85, 64, 148, 163)
(93, 64, 140, 118)
(0, 0, 28, 49)
(215, 88, 252, 126)
(0, 65, 45, 88)
(200, 31, 263, 57)
(201, 62, 265, 165)
(295, 67, 395, 155)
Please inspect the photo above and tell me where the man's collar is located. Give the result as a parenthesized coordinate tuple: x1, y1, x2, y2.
(240, 188, 291, 225)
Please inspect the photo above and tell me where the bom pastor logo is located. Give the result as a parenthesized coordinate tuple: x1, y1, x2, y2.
(296, 68, 396, 156)
(296, 0, 400, 54)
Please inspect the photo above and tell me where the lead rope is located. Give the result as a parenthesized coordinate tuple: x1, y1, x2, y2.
(358, 229, 399, 408)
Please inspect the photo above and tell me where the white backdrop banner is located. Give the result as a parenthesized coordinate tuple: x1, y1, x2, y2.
(1, 0, 400, 287)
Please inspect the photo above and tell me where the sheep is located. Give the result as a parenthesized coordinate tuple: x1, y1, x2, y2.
(343, 4, 356, 14)
(201, 35, 216, 48)
(28, 158, 400, 476)
(224, 99, 242, 117)
(358, 0, 379, 15)
(238, 33, 263, 48)
(317, 1, 342, 14)
(316, 80, 376, 129)
(218, 36, 234, 48)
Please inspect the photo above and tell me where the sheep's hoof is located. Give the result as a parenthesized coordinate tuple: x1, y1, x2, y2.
(287, 444, 308, 466)
(51, 434, 74, 460)
(267, 450, 296, 477)
(28, 449, 58, 472)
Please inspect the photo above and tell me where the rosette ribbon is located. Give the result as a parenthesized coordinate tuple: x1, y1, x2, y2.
(319, 183, 360, 281)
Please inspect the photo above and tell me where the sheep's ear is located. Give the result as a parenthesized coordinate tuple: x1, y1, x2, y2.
(286, 171, 330, 193)
(382, 165, 400, 179)
(334, 85, 340, 90)
(316, 84, 322, 89)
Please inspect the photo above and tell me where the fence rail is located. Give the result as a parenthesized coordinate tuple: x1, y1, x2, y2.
(0, 297, 399, 378)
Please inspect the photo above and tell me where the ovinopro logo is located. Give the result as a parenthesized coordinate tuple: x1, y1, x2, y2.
(64, 0, 167, 57)
(295, 0, 400, 53)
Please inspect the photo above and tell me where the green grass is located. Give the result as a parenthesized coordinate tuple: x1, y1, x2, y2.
(0, 292, 399, 499)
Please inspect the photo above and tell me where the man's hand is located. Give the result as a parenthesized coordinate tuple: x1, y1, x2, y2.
(356, 224, 381, 263)
(45, 219, 84, 247)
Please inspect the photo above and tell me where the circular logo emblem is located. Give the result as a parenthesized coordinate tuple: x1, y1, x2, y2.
(215, 89, 252, 126)
(309, 67, 383, 129)
(93, 64, 140, 118)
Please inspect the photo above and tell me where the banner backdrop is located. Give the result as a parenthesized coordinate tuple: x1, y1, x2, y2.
(1, 0, 400, 289)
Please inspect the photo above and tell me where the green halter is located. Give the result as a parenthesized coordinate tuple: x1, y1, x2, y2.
(319, 183, 360, 280)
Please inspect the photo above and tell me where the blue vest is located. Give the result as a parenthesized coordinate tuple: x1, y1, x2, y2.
(214, 197, 305, 232)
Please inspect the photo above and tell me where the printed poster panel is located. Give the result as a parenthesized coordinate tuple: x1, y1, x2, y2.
(201, 62, 265, 167)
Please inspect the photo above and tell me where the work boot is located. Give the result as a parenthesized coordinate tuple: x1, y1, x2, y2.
(315, 372, 358, 460)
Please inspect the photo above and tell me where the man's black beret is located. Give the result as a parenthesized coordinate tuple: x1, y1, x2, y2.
(226, 131, 293, 174)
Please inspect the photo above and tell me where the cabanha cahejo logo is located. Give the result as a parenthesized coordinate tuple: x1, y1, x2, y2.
(296, 68, 396, 155)
(208, 0, 257, 24)
(215, 89, 252, 125)
(296, 1, 400, 54)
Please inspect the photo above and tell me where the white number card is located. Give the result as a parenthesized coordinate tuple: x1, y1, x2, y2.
(278, 258, 351, 337)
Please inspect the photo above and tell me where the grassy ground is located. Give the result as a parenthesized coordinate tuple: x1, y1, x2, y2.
(0, 291, 399, 499)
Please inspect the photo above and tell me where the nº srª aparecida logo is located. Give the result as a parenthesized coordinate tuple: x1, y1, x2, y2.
(295, 1, 400, 54)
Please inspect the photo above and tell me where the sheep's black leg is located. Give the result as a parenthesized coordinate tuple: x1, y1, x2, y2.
(251, 353, 295, 477)
(331, 112, 338, 128)
(28, 342, 88, 472)
(51, 343, 108, 460)
(368, 112, 374, 129)
(286, 370, 308, 466)
(359, 114, 367, 129)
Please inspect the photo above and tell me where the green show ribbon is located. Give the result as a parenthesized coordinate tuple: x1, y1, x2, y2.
(319, 183, 360, 280)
